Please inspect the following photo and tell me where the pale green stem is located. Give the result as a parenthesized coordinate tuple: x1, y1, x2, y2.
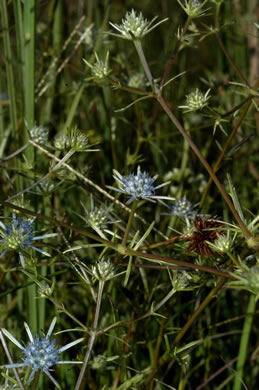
(74, 280, 104, 390)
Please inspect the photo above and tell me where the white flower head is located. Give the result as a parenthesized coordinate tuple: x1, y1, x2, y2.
(177, 0, 210, 18)
(109, 9, 168, 41)
(84, 52, 111, 82)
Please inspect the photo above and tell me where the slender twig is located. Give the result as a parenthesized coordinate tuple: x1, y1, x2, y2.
(160, 16, 191, 90)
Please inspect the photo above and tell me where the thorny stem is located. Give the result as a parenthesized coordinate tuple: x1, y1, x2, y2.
(74, 281, 104, 390)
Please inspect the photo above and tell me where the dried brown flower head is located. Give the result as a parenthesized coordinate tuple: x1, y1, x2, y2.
(186, 218, 223, 256)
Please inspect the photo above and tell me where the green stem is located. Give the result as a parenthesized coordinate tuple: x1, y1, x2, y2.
(232, 293, 256, 390)
(115, 200, 137, 265)
(0, 0, 18, 141)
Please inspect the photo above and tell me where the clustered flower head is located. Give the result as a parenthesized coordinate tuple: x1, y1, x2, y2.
(54, 127, 89, 152)
(0, 317, 83, 389)
(179, 88, 211, 112)
(77, 196, 117, 239)
(109, 9, 168, 41)
(0, 214, 57, 267)
(92, 258, 115, 282)
(163, 196, 197, 219)
(29, 125, 49, 145)
(84, 52, 111, 82)
(107, 166, 171, 205)
(177, 0, 209, 18)
(210, 234, 232, 254)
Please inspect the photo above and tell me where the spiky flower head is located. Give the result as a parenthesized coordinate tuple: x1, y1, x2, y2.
(186, 218, 223, 256)
(84, 52, 111, 82)
(107, 166, 171, 205)
(179, 88, 211, 112)
(77, 196, 117, 239)
(109, 9, 168, 41)
(54, 128, 91, 152)
(0, 317, 83, 389)
(163, 197, 197, 219)
(0, 214, 57, 267)
(92, 258, 115, 282)
(177, 0, 209, 18)
(29, 125, 49, 145)
(209, 234, 232, 254)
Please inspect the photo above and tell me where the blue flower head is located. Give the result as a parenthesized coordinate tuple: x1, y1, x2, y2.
(107, 166, 171, 205)
(0, 317, 83, 389)
(0, 214, 57, 267)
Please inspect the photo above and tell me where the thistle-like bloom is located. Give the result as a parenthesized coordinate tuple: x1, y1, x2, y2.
(107, 166, 171, 205)
(109, 9, 168, 41)
(0, 214, 57, 267)
(179, 88, 210, 112)
(84, 52, 111, 82)
(29, 125, 49, 145)
(0, 317, 83, 389)
(177, 0, 209, 18)
(163, 197, 197, 219)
